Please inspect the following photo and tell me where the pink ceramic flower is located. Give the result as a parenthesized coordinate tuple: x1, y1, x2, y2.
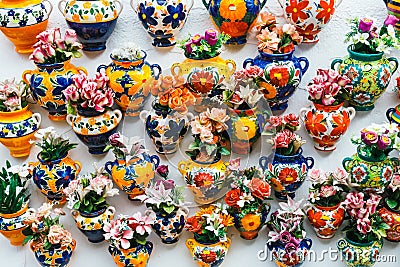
(64, 85, 79, 101)
(358, 18, 374, 32)
(362, 131, 378, 145)
(48, 225, 72, 246)
(129, 212, 154, 236)
(308, 169, 322, 183)
(345, 191, 364, 209)
(156, 165, 169, 178)
(319, 185, 336, 197)
(384, 14, 399, 27)
(64, 29, 78, 45)
(356, 217, 371, 234)
(283, 113, 299, 127)
(244, 65, 264, 78)
(104, 219, 133, 249)
(205, 28, 218, 46)
(377, 135, 391, 150)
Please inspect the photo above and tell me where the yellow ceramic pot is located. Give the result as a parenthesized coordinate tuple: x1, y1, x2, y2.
(186, 236, 231, 267)
(0, 106, 41, 157)
(0, 205, 34, 246)
(109, 241, 153, 267)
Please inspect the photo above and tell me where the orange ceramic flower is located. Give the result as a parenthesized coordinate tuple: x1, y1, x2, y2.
(200, 251, 217, 263)
(234, 117, 257, 140)
(307, 209, 326, 228)
(270, 177, 284, 192)
(241, 213, 261, 231)
(190, 70, 215, 94)
(296, 23, 320, 40)
(225, 189, 242, 209)
(269, 67, 290, 87)
(221, 213, 234, 227)
(332, 208, 345, 227)
(134, 162, 154, 187)
(259, 82, 277, 99)
(316, 0, 335, 24)
(219, 0, 247, 21)
(330, 111, 350, 137)
(159, 93, 169, 106)
(305, 112, 327, 136)
(278, 167, 298, 184)
(130, 252, 149, 267)
(193, 172, 214, 187)
(186, 216, 202, 233)
(285, 0, 309, 23)
(220, 21, 249, 37)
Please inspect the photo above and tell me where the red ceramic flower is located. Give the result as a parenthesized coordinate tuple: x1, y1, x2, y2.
(307, 209, 327, 228)
(296, 23, 320, 40)
(330, 111, 350, 137)
(316, 0, 335, 24)
(193, 172, 214, 187)
(305, 112, 327, 136)
(200, 251, 217, 263)
(278, 167, 298, 185)
(220, 21, 249, 37)
(269, 67, 290, 87)
(332, 208, 345, 227)
(285, 0, 309, 23)
(225, 189, 242, 209)
(315, 135, 339, 148)
(190, 70, 216, 94)
(186, 216, 202, 234)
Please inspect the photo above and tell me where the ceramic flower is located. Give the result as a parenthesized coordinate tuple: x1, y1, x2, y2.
(104, 133, 148, 162)
(0, 78, 29, 112)
(111, 42, 143, 61)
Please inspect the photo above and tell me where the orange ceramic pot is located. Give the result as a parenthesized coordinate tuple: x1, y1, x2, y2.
(378, 203, 400, 242)
(306, 203, 345, 239)
(186, 236, 231, 267)
(0, 205, 34, 246)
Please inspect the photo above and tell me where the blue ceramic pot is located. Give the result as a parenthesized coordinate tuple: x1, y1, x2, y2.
(231, 204, 270, 240)
(267, 238, 312, 267)
(31, 240, 76, 267)
(109, 241, 153, 266)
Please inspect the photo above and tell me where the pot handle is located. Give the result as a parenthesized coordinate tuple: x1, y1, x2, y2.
(336, 0, 344, 7)
(346, 107, 356, 121)
(139, 110, 149, 123)
(113, 109, 123, 123)
(188, 0, 194, 11)
(388, 57, 399, 74)
(298, 107, 309, 122)
(74, 161, 82, 175)
(186, 112, 195, 122)
(42, 0, 53, 15)
(258, 156, 269, 172)
(58, 0, 67, 15)
(243, 58, 254, 69)
(261, 0, 269, 8)
(225, 59, 236, 73)
(76, 66, 88, 75)
(386, 107, 395, 123)
(71, 210, 79, 219)
(151, 64, 162, 80)
(178, 160, 187, 175)
(22, 70, 33, 85)
(390, 157, 400, 168)
(202, 0, 211, 9)
(331, 58, 343, 70)
(114, 0, 123, 16)
(97, 64, 108, 73)
(32, 113, 42, 127)
(66, 114, 76, 126)
(171, 63, 181, 76)
(106, 206, 116, 216)
(305, 157, 314, 169)
(105, 161, 114, 175)
(150, 155, 160, 168)
(130, 0, 139, 12)
(303, 237, 312, 250)
(298, 57, 309, 75)
(342, 157, 353, 172)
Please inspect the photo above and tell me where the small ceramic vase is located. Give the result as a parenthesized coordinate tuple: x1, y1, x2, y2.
(243, 50, 309, 114)
(202, 0, 268, 44)
(71, 206, 115, 243)
(31, 239, 76, 267)
(300, 102, 356, 152)
(0, 106, 41, 157)
(0, 0, 52, 53)
(331, 46, 398, 111)
(0, 205, 34, 246)
(232, 204, 270, 240)
(378, 202, 400, 242)
(131, 0, 194, 47)
(59, 0, 123, 51)
(22, 60, 87, 121)
(306, 203, 345, 239)
(140, 102, 193, 154)
(267, 238, 312, 267)
(260, 148, 314, 201)
(384, 0, 400, 32)
(108, 241, 153, 267)
(186, 235, 231, 267)
(66, 108, 123, 154)
(386, 104, 400, 127)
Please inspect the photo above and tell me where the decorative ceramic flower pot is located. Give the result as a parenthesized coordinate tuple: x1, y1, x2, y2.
(202, 0, 268, 44)
(306, 203, 345, 239)
(243, 50, 309, 114)
(300, 102, 356, 152)
(147, 206, 189, 244)
(384, 0, 400, 32)
(386, 104, 400, 127)
(31, 239, 76, 267)
(378, 202, 400, 242)
(186, 235, 231, 267)
(71, 206, 115, 243)
(0, 106, 41, 157)
(29, 154, 82, 204)
(277, 0, 343, 43)
(337, 233, 383, 267)
(140, 102, 193, 154)
(58, 0, 123, 51)
(0, 0, 52, 53)
(66, 108, 123, 154)
(22, 60, 87, 121)
(232, 204, 270, 240)
(131, 0, 194, 47)
(108, 241, 153, 267)
(267, 238, 312, 267)
(331, 46, 398, 111)
(178, 156, 229, 205)
(260, 148, 314, 201)
(98, 51, 161, 115)
(0, 205, 34, 246)
(105, 155, 160, 200)
(342, 145, 399, 193)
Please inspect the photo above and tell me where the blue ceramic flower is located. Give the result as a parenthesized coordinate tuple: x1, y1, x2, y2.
(162, 3, 185, 29)
(7, 10, 15, 16)
(246, 1, 259, 16)
(138, 4, 157, 30)
(164, 120, 186, 142)
(55, 165, 74, 188)
(156, 0, 167, 4)
(146, 118, 160, 138)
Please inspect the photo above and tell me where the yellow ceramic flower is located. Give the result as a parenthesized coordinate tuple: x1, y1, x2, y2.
(127, 65, 152, 96)
(234, 117, 257, 140)
(241, 213, 261, 231)
(134, 162, 154, 187)
(129, 252, 149, 267)
(83, 1, 91, 9)
(219, 0, 247, 21)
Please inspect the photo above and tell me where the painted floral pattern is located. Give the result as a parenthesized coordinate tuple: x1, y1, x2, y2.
(73, 207, 115, 231)
(152, 208, 188, 243)
(109, 242, 152, 267)
(64, 0, 120, 23)
(33, 241, 76, 267)
(68, 110, 122, 136)
(0, 3, 48, 27)
(0, 116, 39, 138)
(307, 204, 345, 238)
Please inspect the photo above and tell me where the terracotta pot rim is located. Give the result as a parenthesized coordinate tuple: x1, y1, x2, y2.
(0, 204, 28, 218)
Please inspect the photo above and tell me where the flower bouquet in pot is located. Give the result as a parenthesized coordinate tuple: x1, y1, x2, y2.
(337, 192, 389, 267)
(300, 69, 356, 151)
(185, 204, 234, 267)
(104, 212, 154, 267)
(331, 15, 400, 111)
(63, 165, 118, 243)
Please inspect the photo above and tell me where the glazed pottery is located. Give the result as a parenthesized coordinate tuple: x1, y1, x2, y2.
(331, 46, 398, 111)
(342, 145, 399, 193)
(277, 0, 343, 43)
(0, 205, 34, 246)
(59, 0, 123, 51)
(29, 154, 82, 204)
(31, 239, 76, 267)
(384, 0, 400, 32)
(66, 108, 123, 154)
(109, 241, 153, 267)
(0, 0, 52, 53)
(71, 206, 115, 243)
(306, 203, 345, 239)
(140, 102, 193, 154)
(105, 154, 160, 200)
(202, 0, 268, 44)
(131, 0, 194, 47)
(386, 104, 400, 126)
(22, 60, 87, 121)
(98, 51, 161, 115)
(147, 206, 189, 244)
(186, 235, 231, 267)
(337, 233, 383, 267)
(232, 204, 270, 240)
(260, 148, 314, 201)
(178, 155, 229, 205)
(0, 106, 41, 157)
(267, 238, 312, 267)
(300, 102, 356, 152)
(243, 50, 309, 114)
(378, 202, 400, 242)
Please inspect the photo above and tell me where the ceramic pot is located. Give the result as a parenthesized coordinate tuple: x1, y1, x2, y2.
(0, 205, 34, 246)
(105, 154, 160, 200)
(22, 60, 87, 121)
(384, 0, 400, 32)
(0, 0, 52, 53)
(342, 145, 399, 193)
(29, 154, 82, 204)
(378, 202, 400, 242)
(147, 206, 189, 244)
(66, 108, 123, 154)
(267, 238, 312, 267)
(243, 50, 309, 114)
(300, 102, 356, 152)
(386, 104, 400, 127)
(109, 241, 153, 267)
(71, 206, 115, 243)
(140, 102, 193, 154)
(186, 235, 231, 267)
(260, 148, 314, 201)
(31, 239, 76, 267)
(337, 233, 383, 267)
(231, 204, 270, 240)
(131, 0, 194, 47)
(277, 0, 343, 43)
(178, 155, 229, 205)
(331, 46, 398, 111)
(202, 0, 268, 44)
(306, 203, 345, 239)
(0, 106, 41, 157)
